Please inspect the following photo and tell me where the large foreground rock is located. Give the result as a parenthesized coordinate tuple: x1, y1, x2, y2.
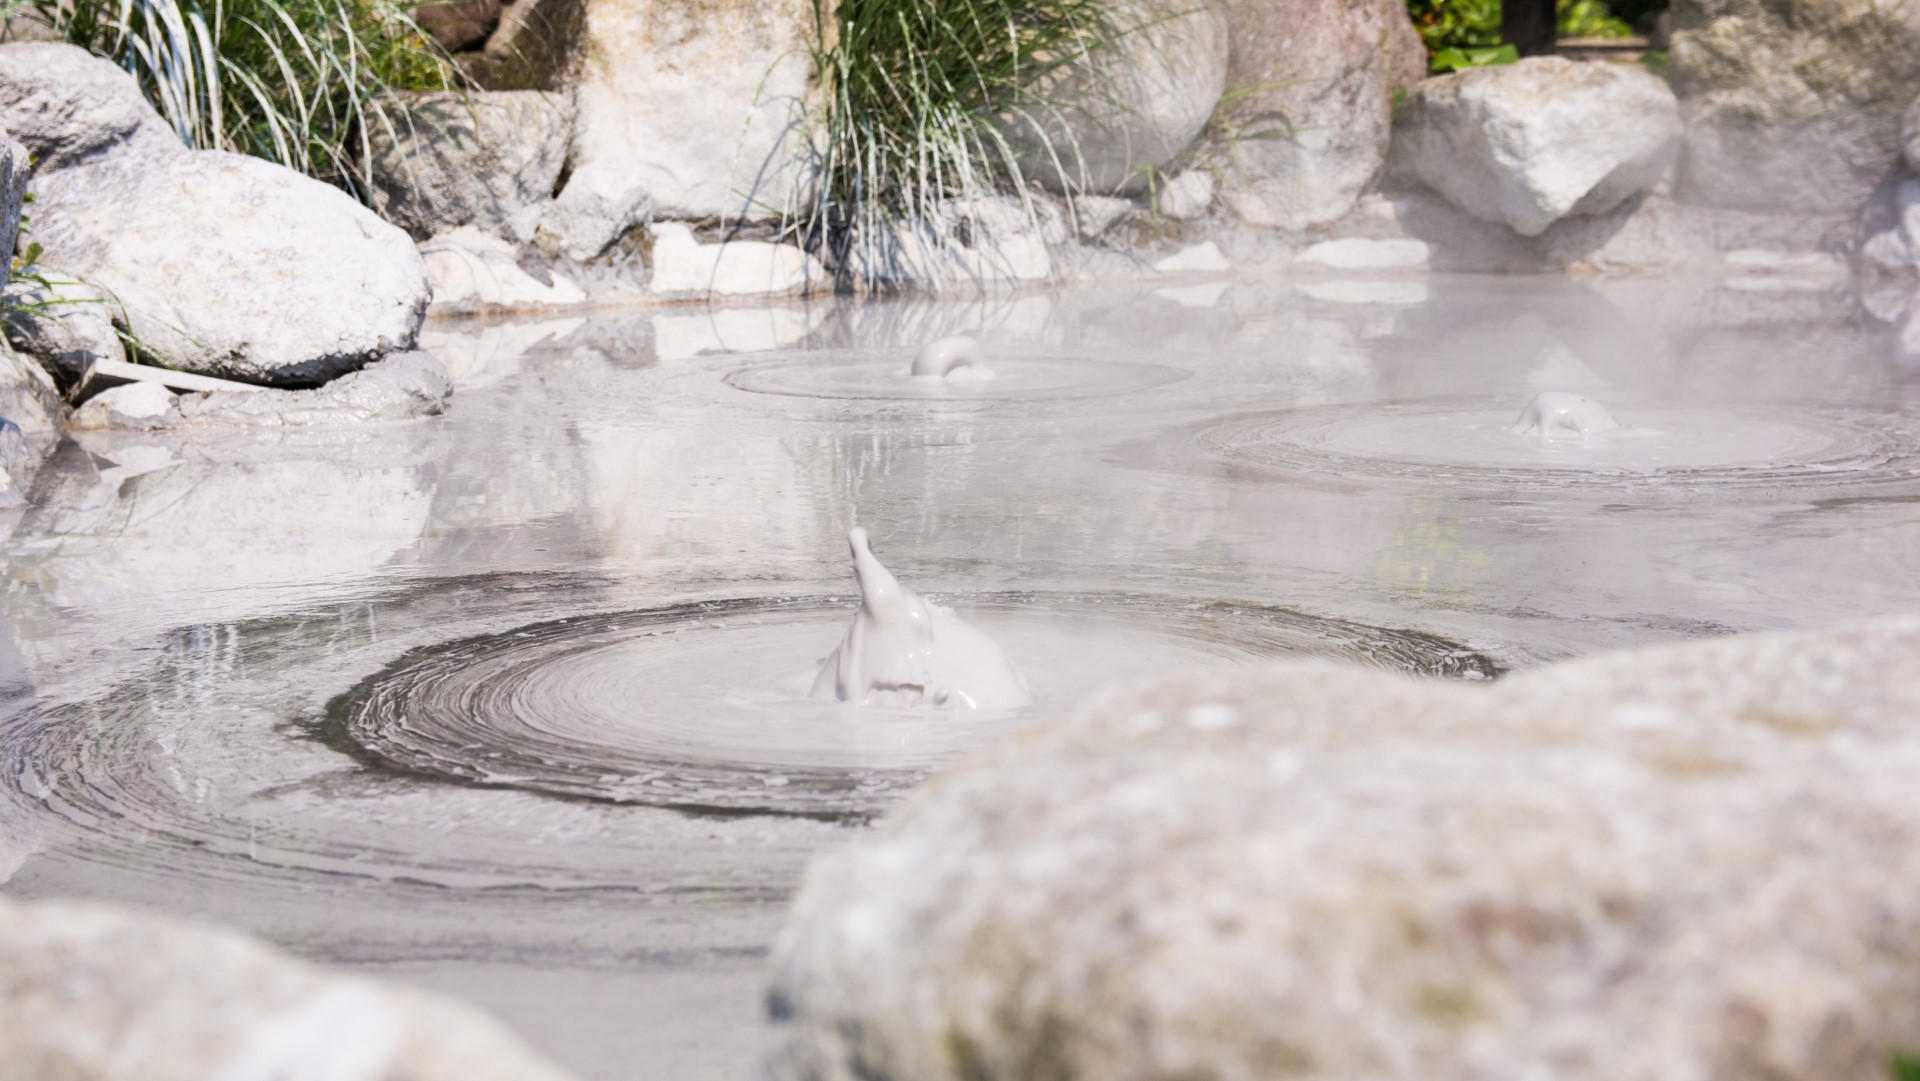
(1392, 58, 1682, 237)
(0, 897, 577, 1080)
(1213, 0, 1427, 229)
(999, 0, 1229, 195)
(768, 622, 1920, 1081)
(538, 0, 813, 260)
(1670, 0, 1920, 211)
(0, 43, 429, 385)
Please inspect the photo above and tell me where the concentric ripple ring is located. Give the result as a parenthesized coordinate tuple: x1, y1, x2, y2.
(724, 353, 1191, 402)
(332, 593, 1502, 815)
(1175, 399, 1920, 493)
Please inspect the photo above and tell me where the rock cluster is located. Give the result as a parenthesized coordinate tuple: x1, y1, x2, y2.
(0, 43, 429, 385)
(767, 622, 1920, 1081)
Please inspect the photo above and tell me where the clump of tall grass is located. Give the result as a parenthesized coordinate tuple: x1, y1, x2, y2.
(796, 0, 1129, 289)
(6, 0, 454, 197)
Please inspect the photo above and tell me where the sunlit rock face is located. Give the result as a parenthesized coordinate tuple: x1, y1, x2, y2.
(811, 528, 1032, 711)
(1509, 390, 1622, 438)
(1670, 0, 1920, 212)
(768, 622, 1920, 1081)
(1391, 58, 1681, 237)
(537, 0, 814, 260)
(0, 898, 580, 1081)
(1213, 0, 1427, 230)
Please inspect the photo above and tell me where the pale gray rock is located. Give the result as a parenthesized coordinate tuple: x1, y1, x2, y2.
(1392, 58, 1682, 237)
(1071, 194, 1133, 239)
(1670, 0, 1920, 211)
(72, 380, 176, 430)
(176, 351, 452, 426)
(0, 897, 579, 1081)
(1214, 0, 1428, 230)
(0, 128, 24, 268)
(0, 340, 62, 433)
(1, 272, 125, 378)
(1905, 94, 1920, 175)
(0, 43, 429, 384)
(768, 621, 1920, 1081)
(998, 0, 1229, 195)
(647, 222, 825, 298)
(370, 90, 571, 241)
(420, 226, 586, 314)
(539, 0, 813, 259)
(0, 42, 178, 166)
(840, 197, 1066, 292)
(1857, 177, 1920, 271)
(1153, 168, 1214, 220)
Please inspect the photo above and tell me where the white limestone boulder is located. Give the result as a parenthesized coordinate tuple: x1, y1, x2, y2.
(538, 0, 814, 260)
(647, 222, 824, 299)
(1214, 0, 1428, 230)
(0, 897, 578, 1081)
(1391, 57, 1681, 237)
(369, 90, 572, 242)
(767, 621, 1920, 1081)
(2, 272, 126, 379)
(421, 226, 587, 313)
(998, 0, 1229, 195)
(1671, 0, 1920, 212)
(72, 380, 178, 430)
(0, 43, 430, 385)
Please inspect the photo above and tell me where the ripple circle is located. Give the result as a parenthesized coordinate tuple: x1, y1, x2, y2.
(725, 354, 1190, 402)
(1185, 400, 1920, 492)
(332, 593, 1501, 815)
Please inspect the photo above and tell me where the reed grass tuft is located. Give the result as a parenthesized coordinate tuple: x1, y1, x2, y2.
(8, 0, 454, 198)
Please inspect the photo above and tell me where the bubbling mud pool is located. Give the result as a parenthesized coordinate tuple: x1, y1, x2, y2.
(332, 593, 1499, 816)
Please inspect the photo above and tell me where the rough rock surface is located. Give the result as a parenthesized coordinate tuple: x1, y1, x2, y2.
(0, 127, 24, 267)
(414, 0, 501, 51)
(176, 351, 453, 426)
(0, 341, 60, 433)
(539, 0, 813, 260)
(648, 222, 825, 298)
(1213, 0, 1427, 230)
(2, 273, 125, 378)
(0, 43, 429, 384)
(840, 198, 1066, 291)
(1392, 58, 1681, 237)
(767, 621, 1920, 1081)
(420, 226, 586, 313)
(72, 380, 177, 430)
(370, 90, 571, 241)
(0, 896, 579, 1080)
(1000, 0, 1228, 194)
(463, 0, 583, 90)
(1670, 0, 1920, 211)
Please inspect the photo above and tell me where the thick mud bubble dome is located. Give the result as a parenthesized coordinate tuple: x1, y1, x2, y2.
(725, 338, 1189, 402)
(908, 335, 993, 382)
(333, 594, 1501, 816)
(1510, 391, 1621, 439)
(1163, 397, 1920, 494)
(811, 529, 1032, 710)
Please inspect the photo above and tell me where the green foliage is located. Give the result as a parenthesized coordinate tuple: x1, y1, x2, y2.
(7, 0, 455, 197)
(1406, 0, 1635, 63)
(1556, 0, 1632, 38)
(1430, 43, 1518, 71)
(797, 0, 1127, 287)
(1894, 1052, 1920, 1081)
